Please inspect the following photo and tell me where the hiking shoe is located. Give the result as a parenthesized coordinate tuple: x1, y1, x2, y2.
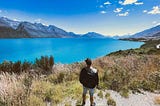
(90, 102, 96, 106)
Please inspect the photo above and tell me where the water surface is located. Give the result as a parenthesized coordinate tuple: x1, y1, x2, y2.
(0, 38, 143, 64)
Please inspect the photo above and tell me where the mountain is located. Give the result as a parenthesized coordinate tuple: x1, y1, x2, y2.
(0, 17, 20, 29)
(0, 17, 80, 38)
(0, 17, 109, 38)
(130, 25, 160, 39)
(16, 22, 73, 38)
(81, 32, 106, 38)
(112, 35, 132, 39)
(152, 32, 160, 38)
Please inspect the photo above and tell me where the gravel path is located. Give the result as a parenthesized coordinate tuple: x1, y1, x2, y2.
(59, 90, 160, 106)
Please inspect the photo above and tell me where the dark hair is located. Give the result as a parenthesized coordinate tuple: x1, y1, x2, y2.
(85, 58, 92, 66)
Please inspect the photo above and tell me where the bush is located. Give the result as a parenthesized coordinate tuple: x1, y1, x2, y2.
(140, 80, 156, 92)
(35, 56, 54, 74)
(97, 91, 103, 98)
(119, 86, 129, 98)
(149, 71, 160, 90)
(107, 97, 116, 106)
(105, 92, 110, 99)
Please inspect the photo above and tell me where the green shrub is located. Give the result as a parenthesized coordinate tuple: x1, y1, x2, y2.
(149, 71, 160, 90)
(76, 99, 82, 106)
(97, 91, 103, 98)
(119, 86, 129, 98)
(129, 80, 141, 93)
(105, 92, 110, 99)
(107, 97, 116, 106)
(140, 80, 156, 92)
(35, 56, 54, 74)
(57, 72, 66, 83)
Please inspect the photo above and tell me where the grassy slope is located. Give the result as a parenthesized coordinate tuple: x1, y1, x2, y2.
(108, 39, 160, 56)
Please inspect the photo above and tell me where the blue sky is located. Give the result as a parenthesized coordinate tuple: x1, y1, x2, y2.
(0, 0, 160, 36)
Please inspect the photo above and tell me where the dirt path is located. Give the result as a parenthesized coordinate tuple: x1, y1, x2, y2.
(59, 90, 160, 106)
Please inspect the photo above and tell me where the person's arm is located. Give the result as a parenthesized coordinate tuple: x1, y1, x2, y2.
(96, 72, 99, 86)
(79, 68, 84, 84)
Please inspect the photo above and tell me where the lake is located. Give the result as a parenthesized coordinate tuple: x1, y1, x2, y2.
(0, 38, 143, 64)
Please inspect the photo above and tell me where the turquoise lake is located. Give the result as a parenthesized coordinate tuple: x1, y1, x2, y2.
(0, 38, 143, 64)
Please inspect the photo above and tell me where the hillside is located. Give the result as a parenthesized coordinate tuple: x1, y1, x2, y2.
(108, 39, 160, 56)
(131, 25, 160, 39)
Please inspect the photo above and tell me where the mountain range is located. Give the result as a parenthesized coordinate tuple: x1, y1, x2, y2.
(0, 17, 108, 38)
(0, 17, 160, 39)
(128, 25, 160, 40)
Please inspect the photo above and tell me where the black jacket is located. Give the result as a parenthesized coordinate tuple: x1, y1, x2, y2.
(79, 67, 99, 88)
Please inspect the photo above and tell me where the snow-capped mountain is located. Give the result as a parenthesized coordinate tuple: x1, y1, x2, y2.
(82, 32, 106, 38)
(16, 22, 73, 38)
(0, 17, 109, 38)
(130, 25, 160, 39)
(0, 17, 20, 29)
(0, 17, 78, 38)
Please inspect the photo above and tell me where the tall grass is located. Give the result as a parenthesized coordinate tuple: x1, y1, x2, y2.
(0, 54, 159, 105)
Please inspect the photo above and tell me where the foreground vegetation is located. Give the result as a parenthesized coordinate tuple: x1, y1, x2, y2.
(0, 40, 159, 106)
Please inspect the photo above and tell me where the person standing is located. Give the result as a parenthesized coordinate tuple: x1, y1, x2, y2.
(79, 58, 99, 106)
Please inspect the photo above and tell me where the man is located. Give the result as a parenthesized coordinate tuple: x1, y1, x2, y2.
(79, 58, 99, 106)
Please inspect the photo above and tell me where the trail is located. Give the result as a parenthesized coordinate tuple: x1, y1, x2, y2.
(58, 90, 160, 106)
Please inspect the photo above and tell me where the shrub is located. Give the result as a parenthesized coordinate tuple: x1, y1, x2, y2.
(129, 80, 141, 93)
(105, 92, 110, 99)
(107, 97, 116, 106)
(97, 91, 103, 98)
(149, 71, 160, 90)
(76, 99, 82, 106)
(12, 61, 22, 73)
(22, 61, 32, 72)
(35, 56, 54, 74)
(140, 80, 156, 92)
(119, 86, 129, 98)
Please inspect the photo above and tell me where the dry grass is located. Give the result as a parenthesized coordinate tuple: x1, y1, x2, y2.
(0, 54, 159, 105)
(154, 96, 160, 105)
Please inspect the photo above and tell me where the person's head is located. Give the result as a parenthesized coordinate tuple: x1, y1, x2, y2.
(85, 58, 92, 67)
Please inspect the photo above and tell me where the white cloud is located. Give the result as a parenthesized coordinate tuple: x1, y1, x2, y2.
(118, 11, 129, 16)
(104, 1, 111, 5)
(152, 21, 160, 26)
(156, 23, 160, 26)
(0, 10, 2, 13)
(148, 6, 160, 15)
(143, 10, 147, 13)
(134, 2, 143, 5)
(121, 0, 137, 5)
(34, 18, 42, 23)
(114, 8, 123, 13)
(99, 5, 104, 8)
(119, 1, 123, 4)
(100, 11, 107, 14)
(13, 19, 18, 21)
(152, 21, 157, 24)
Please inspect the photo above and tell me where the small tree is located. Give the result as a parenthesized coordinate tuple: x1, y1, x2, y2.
(49, 55, 54, 69)
(12, 61, 21, 74)
(35, 55, 54, 74)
